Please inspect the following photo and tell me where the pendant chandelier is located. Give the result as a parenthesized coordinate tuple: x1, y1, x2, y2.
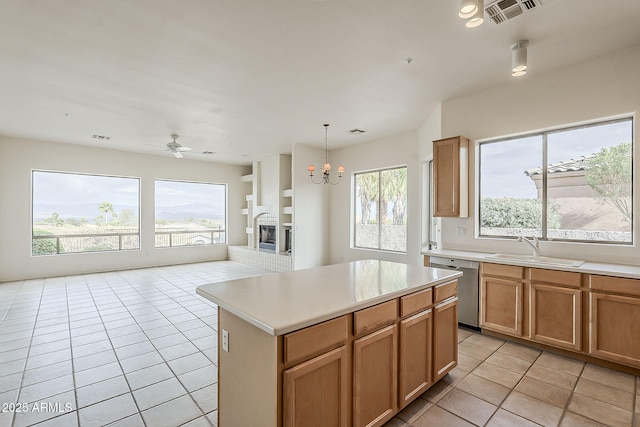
(308, 124, 344, 185)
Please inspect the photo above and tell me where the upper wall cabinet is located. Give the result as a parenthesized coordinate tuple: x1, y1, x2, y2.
(433, 136, 469, 218)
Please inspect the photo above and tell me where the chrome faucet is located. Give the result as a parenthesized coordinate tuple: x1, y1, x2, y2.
(518, 236, 540, 256)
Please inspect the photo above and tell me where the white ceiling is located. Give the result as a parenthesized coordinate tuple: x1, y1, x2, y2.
(1, 0, 640, 165)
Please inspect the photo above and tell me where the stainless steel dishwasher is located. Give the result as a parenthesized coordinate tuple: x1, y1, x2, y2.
(429, 256, 479, 328)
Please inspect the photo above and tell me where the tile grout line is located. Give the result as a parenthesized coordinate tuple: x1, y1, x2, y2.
(65, 275, 81, 427)
(89, 274, 149, 427)
(555, 357, 586, 427)
(11, 279, 46, 427)
(485, 343, 546, 426)
(103, 271, 213, 425)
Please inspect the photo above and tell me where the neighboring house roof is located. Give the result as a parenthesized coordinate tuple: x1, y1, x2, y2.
(524, 154, 596, 176)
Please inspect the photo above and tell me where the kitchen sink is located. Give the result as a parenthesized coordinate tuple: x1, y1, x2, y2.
(488, 253, 585, 267)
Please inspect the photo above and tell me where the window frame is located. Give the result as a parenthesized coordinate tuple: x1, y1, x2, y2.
(352, 165, 408, 253)
(154, 179, 228, 248)
(31, 170, 141, 256)
(477, 116, 634, 245)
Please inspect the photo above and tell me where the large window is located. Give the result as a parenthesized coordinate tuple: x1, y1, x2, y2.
(479, 117, 633, 243)
(354, 167, 407, 252)
(32, 171, 140, 255)
(155, 180, 226, 247)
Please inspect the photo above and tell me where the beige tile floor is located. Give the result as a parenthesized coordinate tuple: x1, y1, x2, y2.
(0, 261, 638, 427)
(391, 329, 640, 427)
(0, 261, 271, 427)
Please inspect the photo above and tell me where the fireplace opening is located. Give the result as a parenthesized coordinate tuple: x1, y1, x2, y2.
(259, 225, 276, 252)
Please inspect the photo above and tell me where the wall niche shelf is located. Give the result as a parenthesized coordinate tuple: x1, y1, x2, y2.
(241, 155, 292, 254)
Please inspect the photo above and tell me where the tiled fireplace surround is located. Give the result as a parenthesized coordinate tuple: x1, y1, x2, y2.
(228, 213, 292, 272)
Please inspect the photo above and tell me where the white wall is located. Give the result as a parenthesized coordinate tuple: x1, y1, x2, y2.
(418, 104, 443, 246)
(291, 144, 330, 269)
(327, 131, 423, 266)
(418, 103, 442, 159)
(0, 136, 250, 282)
(439, 45, 640, 265)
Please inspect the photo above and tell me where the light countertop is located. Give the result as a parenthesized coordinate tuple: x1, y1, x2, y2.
(423, 248, 640, 279)
(196, 259, 461, 336)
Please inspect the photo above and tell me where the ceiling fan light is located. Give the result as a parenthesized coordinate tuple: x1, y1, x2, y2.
(459, 0, 478, 18)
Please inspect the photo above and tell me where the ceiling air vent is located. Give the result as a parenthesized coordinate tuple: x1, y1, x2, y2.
(485, 0, 542, 24)
(92, 134, 111, 141)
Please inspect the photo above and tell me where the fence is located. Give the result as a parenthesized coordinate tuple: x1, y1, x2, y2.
(32, 227, 227, 255)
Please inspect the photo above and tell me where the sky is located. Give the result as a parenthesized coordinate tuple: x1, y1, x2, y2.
(480, 119, 632, 198)
(154, 180, 225, 208)
(33, 171, 139, 207)
(32, 172, 226, 221)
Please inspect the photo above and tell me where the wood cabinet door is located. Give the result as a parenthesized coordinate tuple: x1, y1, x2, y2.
(480, 276, 524, 337)
(353, 324, 398, 427)
(283, 346, 348, 427)
(589, 292, 640, 368)
(433, 297, 458, 382)
(433, 137, 468, 217)
(433, 137, 459, 217)
(530, 283, 582, 351)
(399, 309, 432, 408)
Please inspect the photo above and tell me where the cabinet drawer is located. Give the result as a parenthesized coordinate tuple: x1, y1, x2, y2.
(589, 275, 640, 298)
(401, 288, 433, 317)
(481, 263, 524, 279)
(284, 316, 349, 365)
(354, 300, 398, 337)
(434, 281, 457, 304)
(530, 268, 582, 288)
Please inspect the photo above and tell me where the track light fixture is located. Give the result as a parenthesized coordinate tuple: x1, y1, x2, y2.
(459, 0, 478, 19)
(465, 0, 484, 28)
(512, 40, 529, 77)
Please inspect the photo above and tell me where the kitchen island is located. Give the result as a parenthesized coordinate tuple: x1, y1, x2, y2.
(196, 259, 461, 427)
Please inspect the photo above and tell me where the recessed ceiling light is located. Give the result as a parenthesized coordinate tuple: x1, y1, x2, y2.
(347, 129, 366, 135)
(92, 134, 111, 141)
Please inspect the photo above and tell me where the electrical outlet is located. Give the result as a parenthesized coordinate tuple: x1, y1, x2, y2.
(222, 329, 229, 352)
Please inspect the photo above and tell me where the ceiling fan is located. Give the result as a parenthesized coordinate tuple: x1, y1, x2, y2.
(164, 133, 192, 158)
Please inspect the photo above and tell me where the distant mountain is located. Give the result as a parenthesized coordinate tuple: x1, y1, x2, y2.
(33, 202, 224, 222)
(156, 203, 224, 221)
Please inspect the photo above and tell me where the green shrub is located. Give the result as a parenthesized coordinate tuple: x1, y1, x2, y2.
(480, 197, 560, 229)
(32, 229, 58, 255)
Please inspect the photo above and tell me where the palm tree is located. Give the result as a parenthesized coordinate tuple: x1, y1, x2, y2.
(98, 201, 115, 225)
(357, 173, 378, 224)
(381, 168, 407, 225)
